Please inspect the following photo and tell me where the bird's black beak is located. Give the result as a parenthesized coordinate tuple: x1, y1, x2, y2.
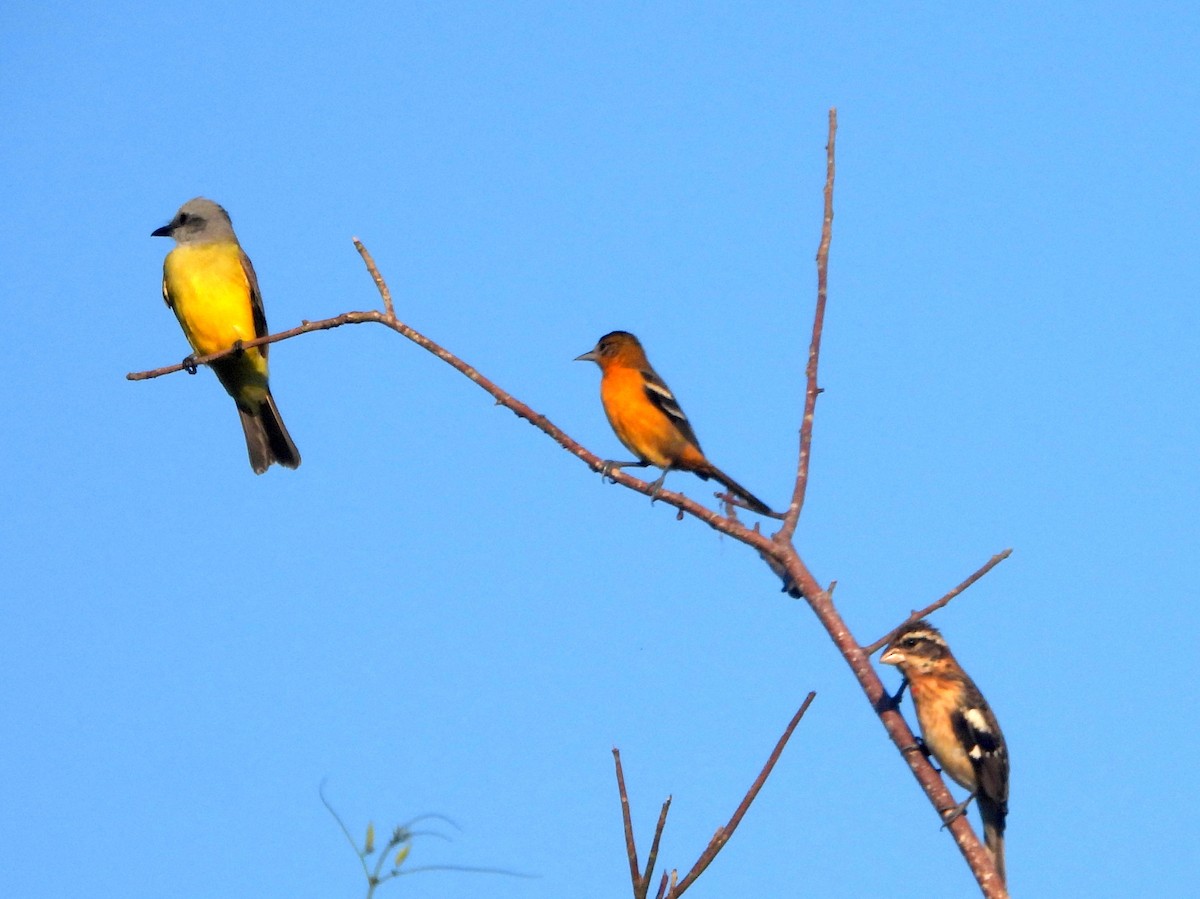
(151, 221, 173, 238)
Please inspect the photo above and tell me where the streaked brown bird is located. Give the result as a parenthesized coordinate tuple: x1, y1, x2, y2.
(881, 620, 1009, 884)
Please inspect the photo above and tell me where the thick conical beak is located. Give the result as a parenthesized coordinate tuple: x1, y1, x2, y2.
(151, 222, 173, 238)
(574, 348, 599, 363)
(879, 647, 902, 666)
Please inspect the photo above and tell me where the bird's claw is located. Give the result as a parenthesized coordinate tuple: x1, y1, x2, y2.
(182, 355, 199, 375)
(938, 795, 974, 830)
(648, 477, 668, 505)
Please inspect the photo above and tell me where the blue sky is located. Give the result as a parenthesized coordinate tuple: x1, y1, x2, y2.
(3, 2, 1198, 897)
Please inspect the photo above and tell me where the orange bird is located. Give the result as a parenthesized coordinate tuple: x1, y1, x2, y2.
(575, 331, 773, 515)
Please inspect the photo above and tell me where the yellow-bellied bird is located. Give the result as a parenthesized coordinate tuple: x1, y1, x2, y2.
(152, 198, 300, 473)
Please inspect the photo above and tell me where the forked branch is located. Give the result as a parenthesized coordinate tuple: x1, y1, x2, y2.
(614, 693, 816, 899)
(128, 109, 1010, 897)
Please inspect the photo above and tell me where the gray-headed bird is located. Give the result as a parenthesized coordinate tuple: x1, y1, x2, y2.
(152, 198, 300, 473)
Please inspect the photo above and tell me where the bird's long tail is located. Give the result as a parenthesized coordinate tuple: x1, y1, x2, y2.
(239, 391, 301, 474)
(697, 463, 773, 515)
(979, 796, 1007, 885)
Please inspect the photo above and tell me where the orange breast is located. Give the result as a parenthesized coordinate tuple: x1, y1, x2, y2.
(599, 368, 691, 467)
(909, 676, 978, 793)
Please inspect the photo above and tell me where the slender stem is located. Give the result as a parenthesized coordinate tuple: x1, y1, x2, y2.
(353, 238, 395, 320)
(318, 783, 374, 884)
(613, 748, 644, 897)
(670, 693, 816, 896)
(654, 872, 670, 899)
(778, 108, 837, 542)
(644, 797, 672, 897)
(862, 549, 1014, 655)
(126, 310, 387, 380)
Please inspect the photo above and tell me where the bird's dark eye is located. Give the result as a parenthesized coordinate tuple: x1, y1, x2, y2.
(177, 212, 190, 225)
(903, 638, 919, 648)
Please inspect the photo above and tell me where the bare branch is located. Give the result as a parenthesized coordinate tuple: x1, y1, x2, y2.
(770, 546, 1006, 896)
(130, 107, 1011, 897)
(129, 267, 781, 546)
(613, 748, 644, 897)
(644, 797, 672, 899)
(670, 693, 816, 896)
(353, 238, 396, 320)
(861, 549, 1014, 655)
(613, 696, 814, 899)
(126, 310, 388, 381)
(778, 108, 837, 542)
(654, 872, 670, 899)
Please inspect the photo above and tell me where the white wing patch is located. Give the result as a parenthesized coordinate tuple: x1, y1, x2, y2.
(644, 378, 679, 410)
(964, 708, 991, 734)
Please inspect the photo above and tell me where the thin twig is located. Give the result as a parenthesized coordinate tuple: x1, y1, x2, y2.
(778, 108, 837, 542)
(354, 238, 396, 320)
(654, 872, 670, 899)
(758, 111, 1007, 897)
(126, 310, 387, 380)
(319, 781, 373, 883)
(644, 797, 672, 898)
(395, 864, 538, 878)
(613, 748, 644, 896)
(669, 692, 816, 896)
(861, 549, 1013, 655)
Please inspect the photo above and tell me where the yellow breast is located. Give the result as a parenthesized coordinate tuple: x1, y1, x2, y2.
(163, 242, 258, 357)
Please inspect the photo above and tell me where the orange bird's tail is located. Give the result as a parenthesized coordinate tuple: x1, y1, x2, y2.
(695, 462, 773, 515)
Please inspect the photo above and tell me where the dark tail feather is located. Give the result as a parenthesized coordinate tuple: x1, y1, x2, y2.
(980, 797, 1007, 885)
(238, 392, 301, 474)
(699, 463, 773, 515)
